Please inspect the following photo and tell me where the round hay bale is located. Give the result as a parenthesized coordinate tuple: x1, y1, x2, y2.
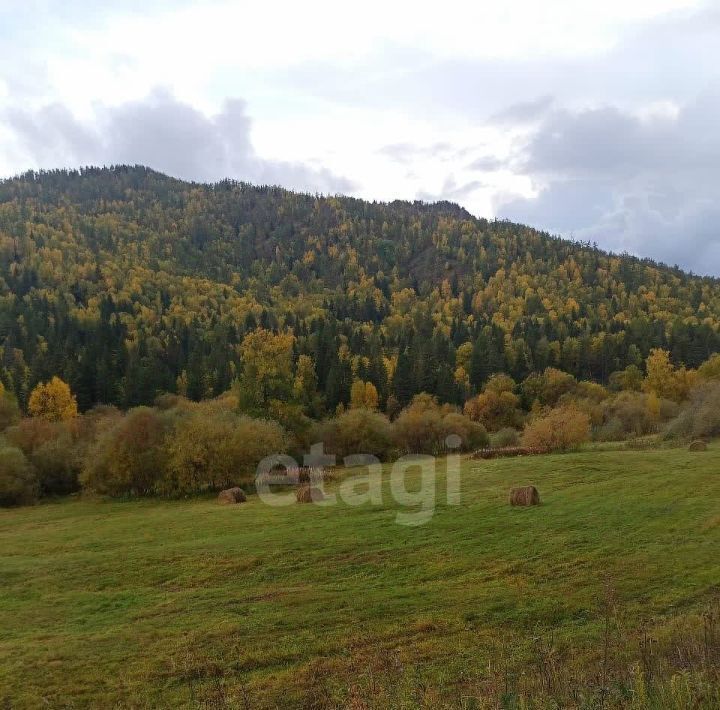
(509, 485, 540, 507)
(217, 487, 247, 504)
(296, 485, 325, 503)
(689, 440, 708, 452)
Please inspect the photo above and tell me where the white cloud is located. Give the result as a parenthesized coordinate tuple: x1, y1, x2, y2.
(2, 90, 354, 193)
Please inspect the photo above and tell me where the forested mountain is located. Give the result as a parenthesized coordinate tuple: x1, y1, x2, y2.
(1, 165, 719, 414)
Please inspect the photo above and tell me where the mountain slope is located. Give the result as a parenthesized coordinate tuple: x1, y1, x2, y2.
(0, 165, 718, 412)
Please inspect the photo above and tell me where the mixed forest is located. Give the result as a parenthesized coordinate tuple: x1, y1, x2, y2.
(2, 165, 720, 411)
(2, 165, 720, 502)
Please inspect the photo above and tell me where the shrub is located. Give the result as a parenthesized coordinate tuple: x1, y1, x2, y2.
(483, 373, 516, 395)
(440, 412, 489, 451)
(521, 368, 577, 408)
(663, 409, 693, 441)
(665, 382, 720, 441)
(230, 417, 287, 476)
(31, 433, 81, 495)
(698, 353, 720, 380)
(464, 389, 523, 432)
(317, 408, 395, 460)
(161, 412, 240, 495)
(4, 418, 59, 456)
(593, 416, 626, 442)
(595, 391, 666, 440)
(160, 412, 286, 496)
(4, 417, 86, 495)
(608, 365, 643, 392)
(154, 393, 187, 411)
(267, 400, 313, 453)
(73, 405, 123, 446)
(573, 381, 609, 403)
(0, 446, 38, 506)
(521, 404, 590, 452)
(395, 394, 487, 454)
(491, 427, 520, 448)
(80, 407, 168, 496)
(394, 395, 447, 454)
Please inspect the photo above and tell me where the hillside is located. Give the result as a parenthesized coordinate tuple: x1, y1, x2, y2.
(1, 165, 719, 413)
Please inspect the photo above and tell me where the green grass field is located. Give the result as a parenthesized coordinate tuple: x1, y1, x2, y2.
(2, 448, 720, 708)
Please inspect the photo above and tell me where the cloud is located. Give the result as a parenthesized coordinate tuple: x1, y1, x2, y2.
(274, 4, 718, 125)
(467, 155, 509, 172)
(488, 95, 555, 125)
(2, 89, 354, 193)
(495, 86, 720, 273)
(417, 176, 487, 204)
(377, 141, 456, 165)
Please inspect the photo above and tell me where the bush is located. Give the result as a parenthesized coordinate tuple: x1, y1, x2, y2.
(521, 404, 590, 452)
(665, 382, 720, 441)
(4, 417, 87, 495)
(394, 395, 448, 454)
(38, 433, 84, 494)
(80, 407, 169, 496)
(159, 411, 286, 496)
(663, 409, 693, 440)
(4, 418, 59, 456)
(491, 427, 520, 448)
(73, 405, 123, 449)
(440, 412, 489, 451)
(317, 408, 395, 460)
(463, 389, 523, 432)
(395, 394, 487, 454)
(31, 433, 81, 495)
(608, 365, 643, 392)
(521, 368, 577, 408)
(161, 411, 241, 495)
(698, 353, 720, 380)
(595, 391, 662, 440)
(0, 446, 38, 506)
(593, 416, 626, 442)
(232, 417, 287, 474)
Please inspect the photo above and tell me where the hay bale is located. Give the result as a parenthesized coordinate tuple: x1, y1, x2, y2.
(509, 485, 540, 506)
(217, 487, 247, 504)
(689, 440, 708, 452)
(296, 485, 325, 503)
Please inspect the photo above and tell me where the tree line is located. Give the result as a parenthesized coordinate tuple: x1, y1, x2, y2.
(4, 345, 720, 506)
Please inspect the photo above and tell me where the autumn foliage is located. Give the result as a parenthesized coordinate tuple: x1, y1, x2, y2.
(521, 404, 591, 452)
(28, 377, 78, 422)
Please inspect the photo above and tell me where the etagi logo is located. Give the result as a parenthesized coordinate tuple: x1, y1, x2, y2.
(255, 435, 463, 526)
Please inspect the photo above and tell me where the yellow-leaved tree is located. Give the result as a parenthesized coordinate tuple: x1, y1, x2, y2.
(28, 377, 78, 422)
(643, 348, 695, 402)
(235, 329, 295, 414)
(350, 380, 379, 410)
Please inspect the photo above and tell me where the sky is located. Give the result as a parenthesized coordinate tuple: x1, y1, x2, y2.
(1, 0, 719, 273)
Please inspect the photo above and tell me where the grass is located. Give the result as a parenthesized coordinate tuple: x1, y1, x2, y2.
(1, 447, 720, 707)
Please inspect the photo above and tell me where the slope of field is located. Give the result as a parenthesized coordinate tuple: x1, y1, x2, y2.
(1, 448, 720, 707)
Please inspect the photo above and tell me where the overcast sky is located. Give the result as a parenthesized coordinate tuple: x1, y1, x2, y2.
(1, 0, 719, 273)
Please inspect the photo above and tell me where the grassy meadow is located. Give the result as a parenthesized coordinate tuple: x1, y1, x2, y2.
(1, 447, 720, 708)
